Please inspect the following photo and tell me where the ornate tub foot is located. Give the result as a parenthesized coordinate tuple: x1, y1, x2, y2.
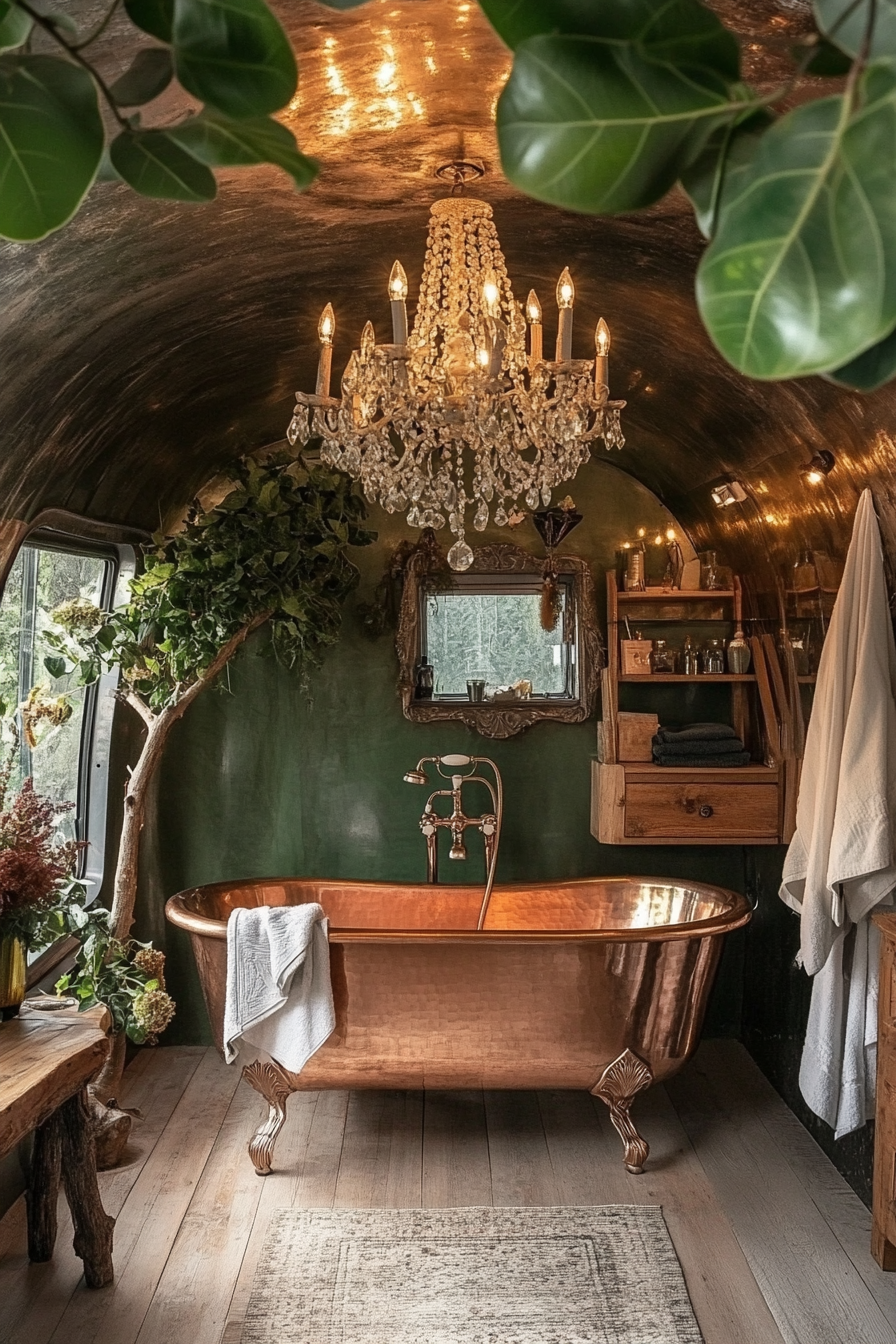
(591, 1048, 653, 1174)
(242, 1060, 294, 1175)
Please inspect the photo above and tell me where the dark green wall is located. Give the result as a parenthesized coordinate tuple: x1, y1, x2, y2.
(133, 457, 748, 1047)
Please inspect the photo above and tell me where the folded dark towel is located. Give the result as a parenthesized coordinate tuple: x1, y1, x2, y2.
(652, 750, 752, 768)
(652, 735, 746, 757)
(655, 723, 738, 744)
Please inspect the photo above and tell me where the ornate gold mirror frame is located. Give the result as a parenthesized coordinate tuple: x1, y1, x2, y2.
(396, 541, 603, 739)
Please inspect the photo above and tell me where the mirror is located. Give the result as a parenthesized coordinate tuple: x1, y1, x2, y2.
(396, 541, 603, 738)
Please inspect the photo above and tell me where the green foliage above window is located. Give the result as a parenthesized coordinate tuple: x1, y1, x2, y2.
(486, 0, 896, 390)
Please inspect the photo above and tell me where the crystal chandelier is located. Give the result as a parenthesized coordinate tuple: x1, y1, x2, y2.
(286, 173, 626, 571)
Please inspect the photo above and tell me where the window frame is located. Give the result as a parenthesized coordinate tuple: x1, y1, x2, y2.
(0, 513, 142, 985)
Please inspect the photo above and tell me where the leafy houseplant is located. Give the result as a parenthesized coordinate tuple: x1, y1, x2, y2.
(45, 450, 372, 969)
(483, 0, 896, 391)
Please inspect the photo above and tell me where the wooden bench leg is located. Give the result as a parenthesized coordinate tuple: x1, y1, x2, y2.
(58, 1088, 115, 1288)
(26, 1113, 62, 1262)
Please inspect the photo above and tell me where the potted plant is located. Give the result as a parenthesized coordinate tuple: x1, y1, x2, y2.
(0, 736, 82, 1019)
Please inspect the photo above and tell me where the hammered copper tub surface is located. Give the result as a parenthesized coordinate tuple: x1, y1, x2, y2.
(165, 876, 749, 1174)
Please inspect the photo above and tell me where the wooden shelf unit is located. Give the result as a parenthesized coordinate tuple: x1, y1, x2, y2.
(593, 570, 783, 846)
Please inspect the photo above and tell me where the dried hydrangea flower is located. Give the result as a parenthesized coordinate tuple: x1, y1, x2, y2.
(133, 946, 166, 990)
(132, 987, 176, 1041)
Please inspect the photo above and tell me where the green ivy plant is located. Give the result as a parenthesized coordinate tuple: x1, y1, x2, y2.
(43, 450, 372, 959)
(483, 0, 896, 392)
(0, 0, 366, 240)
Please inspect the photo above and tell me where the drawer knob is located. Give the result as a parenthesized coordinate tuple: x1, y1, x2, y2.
(699, 804, 714, 818)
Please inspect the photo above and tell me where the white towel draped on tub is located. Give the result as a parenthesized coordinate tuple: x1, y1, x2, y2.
(223, 904, 335, 1074)
(780, 488, 896, 1137)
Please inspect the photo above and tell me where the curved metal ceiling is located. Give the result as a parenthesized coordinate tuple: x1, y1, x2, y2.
(1, 0, 893, 594)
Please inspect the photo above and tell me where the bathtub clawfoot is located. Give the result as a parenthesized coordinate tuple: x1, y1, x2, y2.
(243, 1060, 294, 1175)
(591, 1048, 653, 1174)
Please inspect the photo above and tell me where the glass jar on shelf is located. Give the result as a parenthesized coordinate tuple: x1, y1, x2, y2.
(702, 639, 725, 674)
(699, 551, 721, 590)
(650, 639, 677, 673)
(727, 628, 751, 674)
(792, 549, 818, 593)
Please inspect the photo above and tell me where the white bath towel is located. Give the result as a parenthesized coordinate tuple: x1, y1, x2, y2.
(223, 904, 335, 1074)
(780, 488, 896, 1135)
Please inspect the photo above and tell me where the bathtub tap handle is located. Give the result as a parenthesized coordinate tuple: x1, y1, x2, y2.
(441, 753, 471, 766)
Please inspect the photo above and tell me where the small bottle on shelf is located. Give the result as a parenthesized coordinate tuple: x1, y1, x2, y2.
(727, 628, 751, 674)
(682, 635, 699, 676)
(650, 639, 677, 673)
(702, 639, 725, 674)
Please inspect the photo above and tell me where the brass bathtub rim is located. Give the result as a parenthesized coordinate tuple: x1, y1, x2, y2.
(164, 874, 752, 944)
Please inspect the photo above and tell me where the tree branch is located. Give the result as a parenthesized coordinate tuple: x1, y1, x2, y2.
(15, 0, 129, 128)
(123, 689, 154, 729)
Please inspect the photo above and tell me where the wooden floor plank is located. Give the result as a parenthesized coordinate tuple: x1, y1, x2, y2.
(45, 1048, 241, 1344)
(220, 1087, 322, 1344)
(0, 1046, 204, 1344)
(334, 1091, 423, 1210)
(422, 1090, 492, 1208)
(703, 1039, 896, 1328)
(484, 1091, 560, 1206)
(134, 1076, 267, 1344)
(669, 1048, 896, 1344)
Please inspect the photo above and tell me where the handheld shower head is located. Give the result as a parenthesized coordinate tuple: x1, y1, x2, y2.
(403, 767, 429, 785)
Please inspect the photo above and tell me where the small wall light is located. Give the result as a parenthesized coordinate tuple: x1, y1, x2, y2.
(710, 479, 748, 508)
(800, 450, 836, 485)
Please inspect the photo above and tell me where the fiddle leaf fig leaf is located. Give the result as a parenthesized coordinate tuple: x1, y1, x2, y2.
(826, 323, 896, 390)
(801, 34, 853, 76)
(697, 61, 896, 380)
(109, 48, 174, 105)
(0, 55, 103, 241)
(815, 0, 896, 59)
(481, 0, 739, 80)
(124, 0, 174, 42)
(0, 0, 31, 51)
(313, 0, 370, 7)
(170, 111, 317, 190)
(110, 127, 217, 200)
(497, 33, 746, 213)
(172, 0, 298, 119)
(680, 108, 772, 238)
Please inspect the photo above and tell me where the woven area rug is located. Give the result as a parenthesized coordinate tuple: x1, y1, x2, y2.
(239, 1205, 703, 1343)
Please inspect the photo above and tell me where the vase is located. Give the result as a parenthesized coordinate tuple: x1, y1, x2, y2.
(0, 937, 26, 1020)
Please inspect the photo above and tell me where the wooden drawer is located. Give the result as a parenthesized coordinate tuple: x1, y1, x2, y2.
(625, 782, 778, 839)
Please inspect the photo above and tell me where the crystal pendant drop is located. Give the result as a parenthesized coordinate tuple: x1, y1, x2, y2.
(448, 538, 474, 572)
(494, 505, 508, 527)
(526, 487, 539, 509)
(473, 499, 489, 531)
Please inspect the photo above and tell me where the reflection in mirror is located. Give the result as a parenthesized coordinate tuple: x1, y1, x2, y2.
(396, 542, 602, 738)
(425, 575, 575, 700)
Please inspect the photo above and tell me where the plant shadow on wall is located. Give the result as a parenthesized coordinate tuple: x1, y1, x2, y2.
(31, 450, 372, 1100)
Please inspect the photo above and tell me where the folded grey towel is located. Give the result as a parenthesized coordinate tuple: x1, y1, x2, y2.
(652, 750, 752, 768)
(655, 723, 738, 744)
(652, 735, 746, 757)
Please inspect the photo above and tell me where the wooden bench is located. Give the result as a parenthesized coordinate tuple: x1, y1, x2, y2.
(0, 1004, 115, 1288)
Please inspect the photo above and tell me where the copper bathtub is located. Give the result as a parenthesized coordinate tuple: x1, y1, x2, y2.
(165, 876, 750, 1174)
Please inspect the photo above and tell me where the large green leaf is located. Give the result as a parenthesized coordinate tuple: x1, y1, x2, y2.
(697, 62, 896, 380)
(0, 55, 103, 240)
(110, 128, 217, 199)
(497, 34, 744, 213)
(170, 111, 317, 189)
(0, 0, 31, 51)
(124, 0, 174, 42)
(313, 0, 370, 7)
(109, 48, 174, 105)
(826, 324, 896, 390)
(481, 0, 739, 79)
(680, 109, 772, 238)
(172, 0, 297, 119)
(815, 0, 896, 60)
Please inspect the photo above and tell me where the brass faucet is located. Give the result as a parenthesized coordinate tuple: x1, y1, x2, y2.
(403, 753, 504, 930)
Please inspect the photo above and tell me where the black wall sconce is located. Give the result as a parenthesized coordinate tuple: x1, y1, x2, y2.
(800, 450, 836, 485)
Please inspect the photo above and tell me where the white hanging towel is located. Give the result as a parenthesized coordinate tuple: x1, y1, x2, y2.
(223, 903, 335, 1074)
(780, 487, 896, 1136)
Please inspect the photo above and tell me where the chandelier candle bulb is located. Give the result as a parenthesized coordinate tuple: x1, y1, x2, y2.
(389, 261, 409, 345)
(316, 302, 335, 398)
(526, 289, 543, 366)
(594, 318, 611, 394)
(556, 268, 575, 360)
